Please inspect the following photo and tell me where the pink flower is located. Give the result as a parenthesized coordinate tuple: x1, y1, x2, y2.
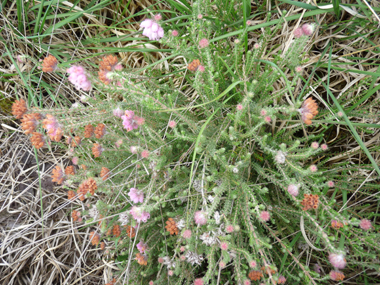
(168, 270, 173, 276)
(260, 211, 270, 222)
(277, 276, 286, 284)
(141, 150, 150, 158)
(287, 184, 299, 197)
(264, 116, 271, 123)
(180, 246, 185, 252)
(243, 280, 251, 285)
(72, 157, 79, 165)
(198, 65, 205, 72)
(219, 261, 226, 268)
(197, 14, 203, 19)
(309, 165, 318, 172)
(113, 107, 124, 117)
(260, 109, 267, 116)
(295, 66, 302, 73)
(130, 146, 138, 154)
(329, 270, 345, 281)
(140, 15, 164, 41)
(220, 242, 228, 250)
(337, 111, 343, 117)
(226, 225, 234, 233)
(311, 142, 319, 149)
(168, 120, 177, 128)
(158, 257, 164, 263)
(128, 188, 144, 203)
(302, 23, 315, 36)
(136, 240, 148, 253)
(194, 211, 208, 225)
(360, 219, 372, 230)
(180, 255, 186, 261)
(130, 206, 150, 223)
(327, 181, 334, 188)
(172, 30, 178, 36)
(237, 104, 243, 111)
(294, 27, 304, 38)
(313, 263, 321, 273)
(249, 260, 257, 268)
(194, 278, 204, 285)
(246, 20, 252, 25)
(321, 144, 328, 150)
(121, 110, 144, 132)
(253, 43, 260, 49)
(183, 229, 192, 239)
(199, 38, 209, 48)
(329, 253, 346, 269)
(149, 281, 154, 285)
(115, 139, 123, 148)
(67, 65, 91, 91)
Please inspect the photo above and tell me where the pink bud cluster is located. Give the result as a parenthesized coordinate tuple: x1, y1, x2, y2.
(128, 187, 144, 203)
(66, 66, 91, 91)
(121, 110, 145, 132)
(140, 14, 164, 41)
(194, 211, 208, 225)
(130, 206, 150, 223)
(294, 23, 315, 38)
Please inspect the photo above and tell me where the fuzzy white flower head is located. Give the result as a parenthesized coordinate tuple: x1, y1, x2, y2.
(119, 211, 129, 226)
(88, 205, 99, 219)
(140, 16, 164, 41)
(214, 211, 221, 224)
(275, 151, 286, 164)
(176, 219, 185, 230)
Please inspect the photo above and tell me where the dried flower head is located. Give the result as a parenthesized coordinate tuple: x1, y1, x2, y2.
(71, 210, 79, 222)
(329, 270, 345, 281)
(331, 220, 344, 229)
(298, 97, 318, 125)
(248, 270, 263, 281)
(136, 253, 148, 266)
(65, 165, 75, 175)
(261, 265, 277, 275)
(360, 219, 372, 230)
(51, 165, 65, 184)
(126, 225, 136, 238)
(92, 143, 103, 157)
(113, 225, 121, 237)
(84, 124, 94, 138)
(21, 113, 42, 134)
(165, 218, 179, 235)
(42, 55, 58, 72)
(100, 242, 105, 250)
(329, 253, 346, 269)
(100, 167, 110, 181)
(89, 231, 100, 246)
(301, 194, 319, 211)
(30, 132, 45, 149)
(42, 114, 63, 142)
(68, 190, 75, 200)
(94, 123, 106, 138)
(12, 99, 28, 119)
(187, 59, 201, 72)
(71, 136, 81, 147)
(98, 55, 119, 85)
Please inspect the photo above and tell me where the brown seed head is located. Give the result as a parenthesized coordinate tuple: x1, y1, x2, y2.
(126, 225, 136, 238)
(165, 218, 179, 235)
(187, 59, 201, 71)
(84, 124, 94, 138)
(95, 123, 106, 138)
(301, 194, 319, 211)
(89, 231, 100, 246)
(68, 190, 75, 200)
(136, 253, 148, 266)
(30, 132, 45, 149)
(72, 136, 81, 147)
(42, 55, 58, 72)
(12, 99, 28, 119)
(72, 210, 79, 222)
(248, 270, 263, 281)
(331, 220, 344, 229)
(51, 165, 65, 184)
(65, 165, 75, 175)
(300, 97, 319, 125)
(21, 113, 42, 134)
(100, 167, 110, 181)
(100, 242, 106, 250)
(113, 225, 121, 237)
(92, 143, 103, 157)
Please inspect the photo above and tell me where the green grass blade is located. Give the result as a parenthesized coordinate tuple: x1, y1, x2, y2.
(333, 0, 341, 18)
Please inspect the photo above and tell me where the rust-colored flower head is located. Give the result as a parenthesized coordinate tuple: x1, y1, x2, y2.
(42, 55, 58, 72)
(51, 165, 65, 184)
(165, 218, 179, 235)
(301, 194, 319, 211)
(331, 220, 344, 229)
(77, 181, 89, 201)
(98, 214, 104, 226)
(98, 55, 119, 85)
(299, 97, 319, 125)
(65, 165, 75, 175)
(84, 124, 94, 138)
(81, 164, 87, 170)
(95, 123, 106, 138)
(92, 143, 103, 158)
(72, 210, 79, 222)
(113, 225, 121, 237)
(68, 190, 75, 200)
(187, 59, 201, 72)
(100, 167, 110, 181)
(106, 227, 112, 236)
(21, 113, 42, 134)
(126, 225, 136, 238)
(42, 114, 63, 142)
(136, 253, 148, 266)
(71, 136, 81, 147)
(12, 99, 28, 119)
(30, 132, 45, 149)
(100, 242, 106, 250)
(89, 231, 100, 246)
(248, 270, 263, 281)
(82, 177, 97, 195)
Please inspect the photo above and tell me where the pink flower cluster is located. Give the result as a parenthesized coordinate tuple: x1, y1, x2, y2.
(130, 206, 150, 223)
(287, 184, 299, 196)
(360, 219, 372, 230)
(260, 211, 270, 222)
(137, 240, 148, 253)
(328, 253, 346, 269)
(128, 187, 144, 203)
(183, 229, 192, 239)
(194, 211, 208, 225)
(140, 14, 164, 41)
(66, 66, 91, 91)
(294, 23, 315, 38)
(121, 110, 145, 131)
